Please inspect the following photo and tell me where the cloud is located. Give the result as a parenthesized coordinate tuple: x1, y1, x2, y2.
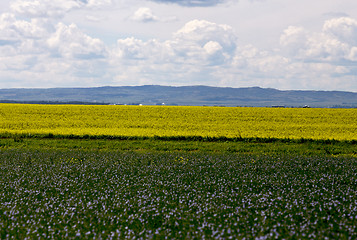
(0, 14, 48, 40)
(280, 17, 357, 63)
(84, 0, 113, 8)
(131, 8, 159, 22)
(0, 13, 50, 56)
(112, 19, 237, 64)
(323, 12, 349, 18)
(274, 17, 357, 90)
(168, 20, 237, 66)
(47, 23, 107, 59)
(85, 15, 106, 22)
(147, 0, 227, 7)
(173, 19, 236, 51)
(204, 41, 223, 54)
(114, 37, 147, 59)
(279, 26, 309, 58)
(0, 10, 108, 88)
(10, 0, 82, 18)
(10, 0, 113, 19)
(323, 17, 357, 46)
(130, 7, 177, 23)
(108, 20, 238, 86)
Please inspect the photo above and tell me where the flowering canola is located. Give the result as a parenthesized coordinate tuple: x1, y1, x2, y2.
(0, 104, 356, 140)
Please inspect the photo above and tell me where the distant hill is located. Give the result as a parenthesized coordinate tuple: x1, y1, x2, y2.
(0, 85, 356, 107)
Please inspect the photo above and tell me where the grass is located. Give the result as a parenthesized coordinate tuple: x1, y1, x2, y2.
(1, 136, 356, 156)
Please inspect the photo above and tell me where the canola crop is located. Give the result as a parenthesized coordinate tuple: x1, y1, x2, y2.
(0, 104, 356, 140)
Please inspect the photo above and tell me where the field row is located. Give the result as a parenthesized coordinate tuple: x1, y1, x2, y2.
(0, 104, 356, 140)
(1, 138, 356, 157)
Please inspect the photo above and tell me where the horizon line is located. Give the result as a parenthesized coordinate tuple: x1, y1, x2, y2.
(0, 85, 356, 93)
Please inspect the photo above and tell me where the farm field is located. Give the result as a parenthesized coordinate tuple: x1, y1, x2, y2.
(1, 148, 357, 239)
(0, 104, 356, 239)
(0, 104, 356, 140)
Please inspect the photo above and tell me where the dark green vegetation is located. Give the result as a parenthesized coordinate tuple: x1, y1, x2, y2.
(1, 85, 357, 107)
(1, 137, 357, 239)
(1, 137, 357, 156)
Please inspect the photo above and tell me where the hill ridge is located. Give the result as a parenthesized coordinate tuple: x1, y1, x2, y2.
(0, 85, 356, 107)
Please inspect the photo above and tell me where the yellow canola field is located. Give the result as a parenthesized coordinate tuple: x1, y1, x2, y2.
(0, 104, 356, 140)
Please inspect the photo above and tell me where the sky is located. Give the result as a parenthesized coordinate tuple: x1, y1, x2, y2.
(0, 0, 357, 91)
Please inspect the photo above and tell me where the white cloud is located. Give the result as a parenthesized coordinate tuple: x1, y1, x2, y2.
(129, 7, 177, 23)
(0, 13, 50, 56)
(47, 23, 107, 59)
(204, 41, 222, 55)
(131, 8, 159, 22)
(323, 17, 357, 46)
(280, 17, 357, 63)
(10, 0, 113, 19)
(85, 0, 113, 8)
(273, 17, 357, 90)
(147, 0, 228, 7)
(173, 19, 236, 51)
(85, 15, 106, 22)
(10, 0, 82, 18)
(168, 19, 237, 65)
(112, 19, 237, 65)
(114, 37, 146, 59)
(348, 47, 357, 61)
(279, 26, 308, 58)
(108, 20, 239, 86)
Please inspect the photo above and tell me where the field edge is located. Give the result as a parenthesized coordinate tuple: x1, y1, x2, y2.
(1, 132, 356, 144)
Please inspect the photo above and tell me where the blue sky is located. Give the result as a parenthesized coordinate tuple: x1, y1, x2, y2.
(0, 0, 357, 91)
